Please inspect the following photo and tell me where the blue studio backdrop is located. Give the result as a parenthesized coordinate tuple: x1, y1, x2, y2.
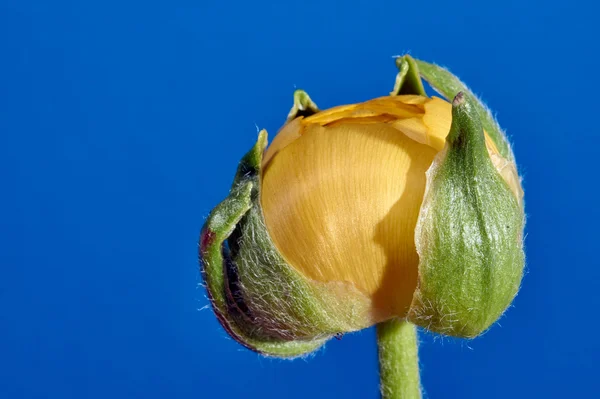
(1, 1, 598, 398)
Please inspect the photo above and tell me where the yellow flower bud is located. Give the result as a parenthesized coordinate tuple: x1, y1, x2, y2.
(200, 56, 525, 357)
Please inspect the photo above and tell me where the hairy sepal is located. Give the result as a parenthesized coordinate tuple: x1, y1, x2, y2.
(200, 131, 327, 358)
(408, 93, 525, 338)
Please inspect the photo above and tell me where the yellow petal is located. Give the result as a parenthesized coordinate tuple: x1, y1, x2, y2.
(304, 96, 423, 126)
(261, 121, 437, 319)
(390, 117, 430, 147)
(421, 97, 453, 150)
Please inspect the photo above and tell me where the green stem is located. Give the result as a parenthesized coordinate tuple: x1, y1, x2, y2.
(376, 319, 421, 399)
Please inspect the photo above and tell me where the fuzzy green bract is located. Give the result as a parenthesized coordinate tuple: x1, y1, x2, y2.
(409, 93, 525, 337)
(200, 131, 329, 358)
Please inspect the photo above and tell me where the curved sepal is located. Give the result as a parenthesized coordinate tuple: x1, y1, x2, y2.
(411, 56, 514, 161)
(200, 131, 327, 358)
(409, 93, 525, 338)
(391, 55, 426, 96)
(287, 89, 319, 121)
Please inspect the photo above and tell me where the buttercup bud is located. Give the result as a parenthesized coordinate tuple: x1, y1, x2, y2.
(200, 55, 525, 358)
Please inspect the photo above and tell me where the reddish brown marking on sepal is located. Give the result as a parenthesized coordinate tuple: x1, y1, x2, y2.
(198, 227, 260, 354)
(200, 228, 216, 253)
(211, 301, 257, 352)
(204, 276, 259, 354)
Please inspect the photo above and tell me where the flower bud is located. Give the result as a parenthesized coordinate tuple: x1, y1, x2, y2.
(200, 56, 525, 357)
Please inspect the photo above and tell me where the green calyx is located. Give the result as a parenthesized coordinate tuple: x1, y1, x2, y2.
(408, 92, 525, 337)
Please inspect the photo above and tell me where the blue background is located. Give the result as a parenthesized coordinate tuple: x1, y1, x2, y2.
(1, 1, 597, 398)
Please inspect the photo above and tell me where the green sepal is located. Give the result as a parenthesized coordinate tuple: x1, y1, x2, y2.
(408, 92, 525, 338)
(411, 56, 514, 161)
(287, 89, 319, 121)
(200, 130, 327, 358)
(390, 55, 427, 96)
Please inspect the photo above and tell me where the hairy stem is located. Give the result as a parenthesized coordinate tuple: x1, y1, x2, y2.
(376, 319, 421, 399)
